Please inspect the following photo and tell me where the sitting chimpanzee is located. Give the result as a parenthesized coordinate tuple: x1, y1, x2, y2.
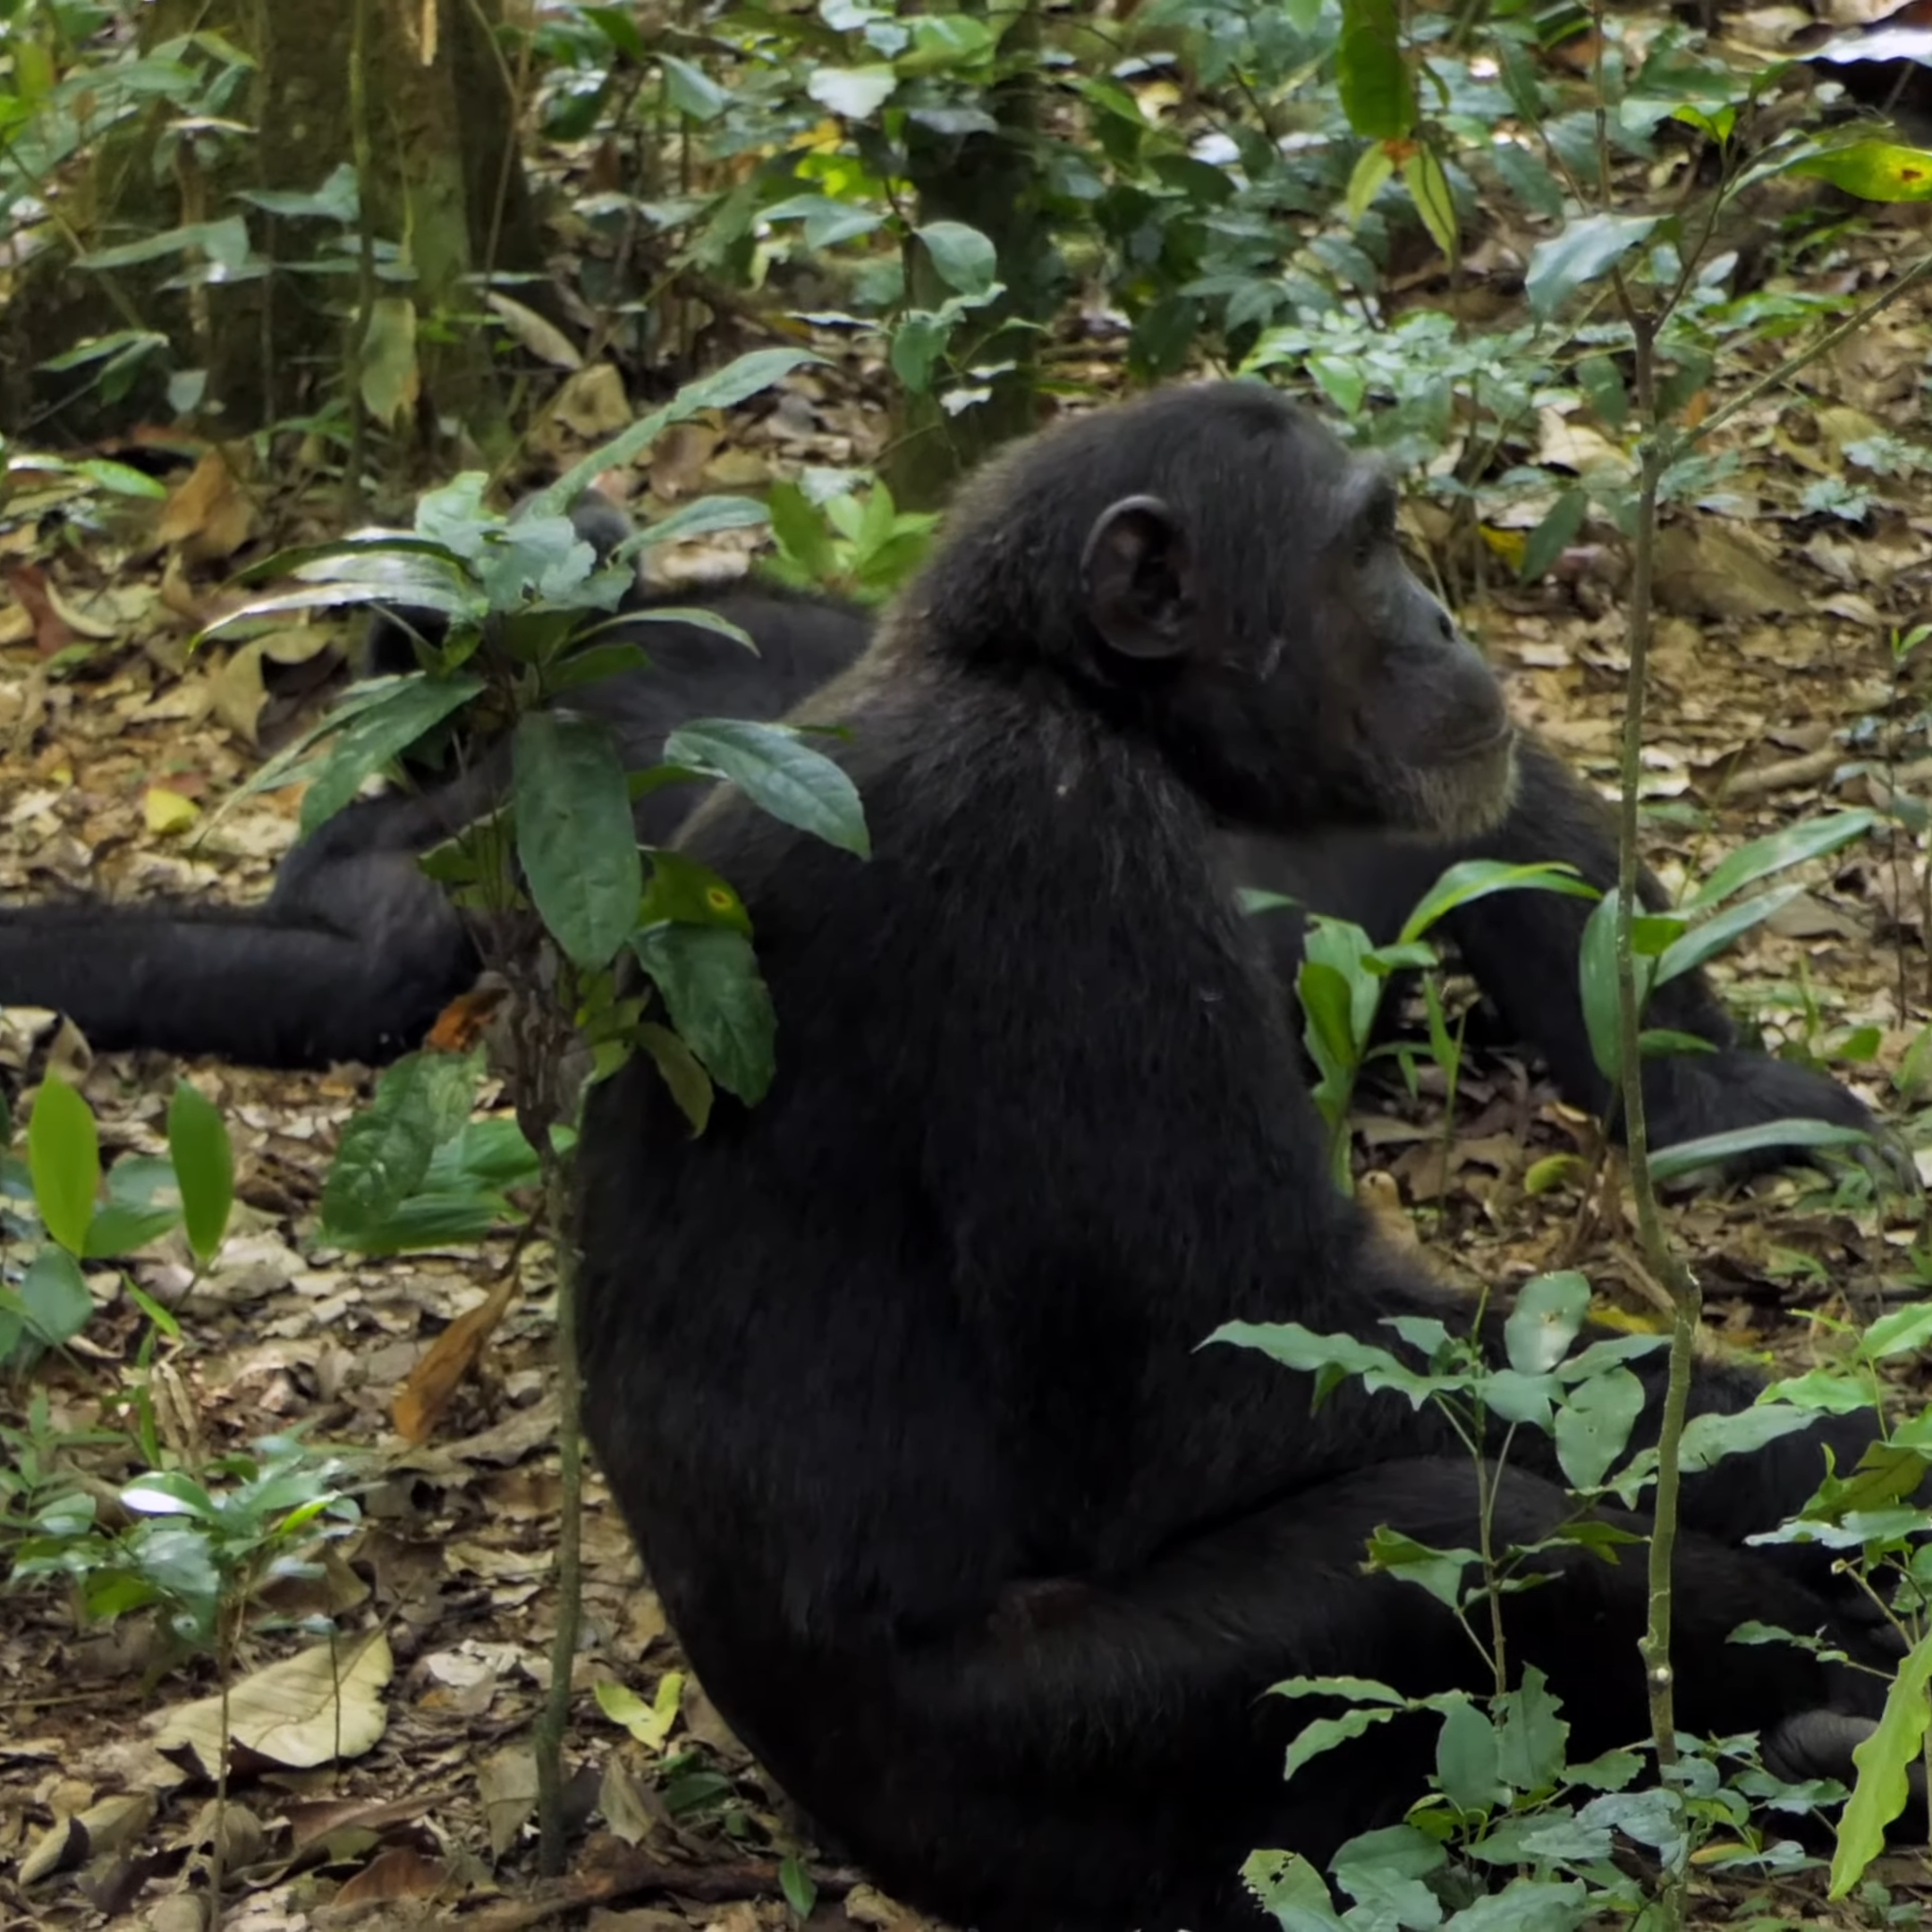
(573, 383, 1907, 1932)
(0, 470, 1874, 1162)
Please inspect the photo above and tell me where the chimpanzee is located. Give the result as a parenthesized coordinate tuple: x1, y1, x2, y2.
(0, 477, 1875, 1165)
(572, 383, 1906, 1932)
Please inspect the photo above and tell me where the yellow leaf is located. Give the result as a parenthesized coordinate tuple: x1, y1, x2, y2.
(1479, 525, 1527, 567)
(144, 786, 199, 835)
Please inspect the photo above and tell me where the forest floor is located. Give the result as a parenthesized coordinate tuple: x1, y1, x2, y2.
(6, 255, 1932, 1932)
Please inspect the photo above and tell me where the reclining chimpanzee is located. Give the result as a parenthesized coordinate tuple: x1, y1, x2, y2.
(572, 382, 1916, 1932)
(0, 460, 1876, 1166)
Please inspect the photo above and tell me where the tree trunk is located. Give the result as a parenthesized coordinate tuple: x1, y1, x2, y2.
(883, 1, 1060, 511)
(4, 0, 545, 451)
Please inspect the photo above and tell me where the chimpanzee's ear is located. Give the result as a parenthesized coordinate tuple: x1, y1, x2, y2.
(1080, 496, 1194, 662)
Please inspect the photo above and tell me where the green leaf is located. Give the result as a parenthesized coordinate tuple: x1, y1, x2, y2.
(1555, 1366, 1645, 1488)
(18, 1248, 93, 1348)
(360, 295, 419, 430)
(1336, 0, 1415, 140)
(1399, 860, 1594, 946)
(1521, 490, 1589, 583)
(767, 479, 837, 579)
(631, 926, 777, 1106)
(807, 64, 897, 118)
(660, 53, 727, 120)
(1283, 1705, 1405, 1783)
(1436, 1696, 1507, 1813)
(1793, 140, 1932, 205)
(1676, 1402, 1818, 1471)
(780, 1855, 818, 1919)
(1829, 1626, 1932, 1895)
(662, 717, 869, 857)
(1648, 1117, 1873, 1182)
(1345, 143, 1395, 226)
(638, 1021, 715, 1134)
(1504, 1271, 1591, 1374)
(1525, 214, 1659, 321)
(167, 1080, 234, 1267)
(28, 1078, 99, 1256)
(1364, 1526, 1474, 1611)
(534, 350, 823, 520)
(1860, 1301, 1932, 1362)
(1655, 884, 1802, 985)
(122, 1470, 221, 1521)
(916, 220, 998, 300)
(297, 674, 484, 835)
(513, 713, 643, 970)
(1495, 1666, 1570, 1791)
(1682, 809, 1876, 911)
(1402, 149, 1457, 259)
(1242, 1848, 1347, 1929)
(322, 1051, 481, 1241)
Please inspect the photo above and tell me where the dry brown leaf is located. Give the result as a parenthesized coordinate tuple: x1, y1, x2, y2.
(393, 1273, 517, 1444)
(157, 447, 258, 562)
(334, 1845, 451, 1905)
(150, 1631, 394, 1769)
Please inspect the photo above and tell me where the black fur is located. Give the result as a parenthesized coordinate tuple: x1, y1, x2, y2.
(0, 487, 1874, 1164)
(574, 384, 1897, 1932)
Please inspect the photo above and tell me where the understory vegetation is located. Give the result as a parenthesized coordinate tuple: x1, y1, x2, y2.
(4, 0, 1932, 1928)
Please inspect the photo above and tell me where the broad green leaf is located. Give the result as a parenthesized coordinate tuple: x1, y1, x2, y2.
(1860, 1301, 1932, 1362)
(1794, 140, 1932, 205)
(1330, 1825, 1447, 1926)
(916, 220, 998, 300)
(1521, 490, 1589, 583)
(1682, 809, 1876, 911)
(1504, 1270, 1591, 1374)
(631, 925, 777, 1106)
(1211, 1320, 1434, 1403)
(807, 64, 897, 119)
(1242, 1848, 1347, 1929)
(1284, 1704, 1404, 1783)
(660, 53, 727, 120)
(1336, 0, 1415, 140)
(636, 494, 771, 549)
(1555, 1365, 1645, 1488)
(513, 713, 643, 970)
(167, 1080, 234, 1266)
(767, 479, 836, 578)
(1399, 859, 1593, 946)
(360, 295, 419, 429)
(1496, 1666, 1570, 1791)
(322, 1050, 482, 1241)
(18, 1248, 93, 1348)
(662, 717, 869, 857)
(780, 1855, 818, 1919)
(1525, 214, 1659, 320)
(1676, 1402, 1818, 1470)
(1648, 1117, 1872, 1182)
(639, 1020, 715, 1134)
(1345, 143, 1395, 226)
(28, 1077, 99, 1256)
(1829, 1626, 1932, 1895)
(1436, 1697, 1507, 1813)
(639, 851, 753, 933)
(297, 674, 484, 835)
(1402, 149, 1457, 259)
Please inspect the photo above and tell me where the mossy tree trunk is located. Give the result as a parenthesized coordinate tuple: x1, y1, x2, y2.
(4, 0, 546, 454)
(883, 0, 1060, 511)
